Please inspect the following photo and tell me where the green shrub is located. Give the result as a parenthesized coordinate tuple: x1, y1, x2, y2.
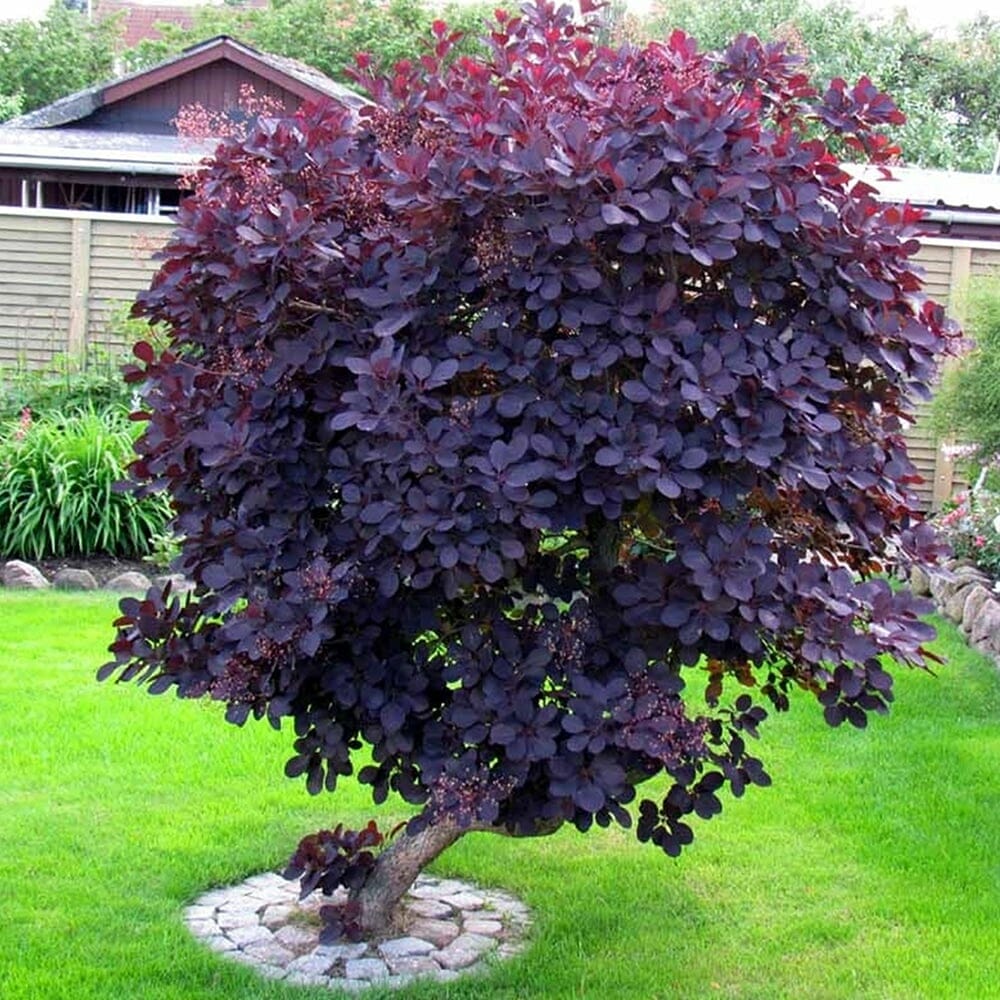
(931, 276, 1000, 467)
(0, 406, 172, 560)
(0, 305, 165, 422)
(0, 350, 136, 423)
(934, 488, 1000, 579)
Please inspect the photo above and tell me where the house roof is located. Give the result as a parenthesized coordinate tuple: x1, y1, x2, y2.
(0, 127, 214, 176)
(857, 165, 1000, 214)
(4, 34, 365, 130)
(94, 1, 196, 50)
(93, 1, 268, 51)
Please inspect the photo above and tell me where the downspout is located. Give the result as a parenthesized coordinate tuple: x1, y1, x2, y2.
(922, 209, 1000, 227)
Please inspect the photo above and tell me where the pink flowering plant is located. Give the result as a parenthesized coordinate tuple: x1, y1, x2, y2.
(934, 489, 1000, 579)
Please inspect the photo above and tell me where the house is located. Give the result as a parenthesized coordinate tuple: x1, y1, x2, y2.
(0, 35, 363, 366)
(0, 33, 364, 215)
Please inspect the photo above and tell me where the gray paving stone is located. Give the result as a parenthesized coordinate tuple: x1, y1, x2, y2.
(285, 952, 333, 977)
(216, 909, 262, 930)
(378, 935, 437, 959)
(313, 941, 369, 961)
(434, 932, 496, 970)
(442, 891, 484, 910)
(242, 940, 296, 966)
(255, 963, 290, 980)
(406, 917, 460, 948)
(184, 904, 217, 922)
(218, 893, 258, 910)
(273, 923, 319, 951)
(485, 897, 531, 921)
(385, 955, 442, 976)
(244, 872, 286, 890)
(344, 957, 390, 981)
(195, 889, 233, 907)
(261, 903, 296, 930)
(217, 904, 261, 921)
(204, 934, 238, 953)
(184, 918, 217, 936)
(225, 924, 273, 948)
(285, 971, 331, 987)
(497, 942, 527, 958)
(463, 918, 503, 936)
(408, 878, 466, 899)
(406, 897, 453, 919)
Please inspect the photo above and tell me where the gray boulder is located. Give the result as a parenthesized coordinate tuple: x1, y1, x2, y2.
(961, 584, 995, 635)
(2, 560, 49, 589)
(105, 571, 152, 594)
(968, 598, 1000, 654)
(53, 568, 99, 591)
(943, 580, 984, 624)
(153, 573, 195, 596)
(932, 564, 991, 605)
(908, 564, 931, 596)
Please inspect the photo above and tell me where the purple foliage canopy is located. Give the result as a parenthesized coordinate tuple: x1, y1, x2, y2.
(103, 1, 954, 858)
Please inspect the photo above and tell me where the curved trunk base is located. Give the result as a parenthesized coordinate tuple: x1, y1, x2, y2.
(351, 818, 466, 934)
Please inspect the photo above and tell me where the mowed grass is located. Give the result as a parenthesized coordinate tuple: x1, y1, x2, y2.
(1, 592, 999, 1000)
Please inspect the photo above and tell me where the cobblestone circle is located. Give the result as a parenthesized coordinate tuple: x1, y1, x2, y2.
(184, 871, 531, 991)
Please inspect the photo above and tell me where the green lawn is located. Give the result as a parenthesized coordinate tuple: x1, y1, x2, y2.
(1, 591, 998, 1000)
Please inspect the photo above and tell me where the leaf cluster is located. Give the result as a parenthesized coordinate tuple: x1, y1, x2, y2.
(282, 820, 386, 941)
(103, 3, 951, 859)
(626, 0, 1000, 171)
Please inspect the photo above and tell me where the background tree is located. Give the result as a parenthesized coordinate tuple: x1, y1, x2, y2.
(0, 2, 117, 122)
(932, 277, 1000, 467)
(121, 0, 494, 80)
(102, 1, 951, 939)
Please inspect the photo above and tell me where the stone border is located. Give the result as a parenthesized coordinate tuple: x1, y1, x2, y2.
(184, 871, 531, 991)
(910, 559, 1000, 664)
(1, 558, 190, 595)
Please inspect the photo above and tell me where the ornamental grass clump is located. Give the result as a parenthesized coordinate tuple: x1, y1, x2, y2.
(103, 0, 954, 938)
(0, 406, 172, 560)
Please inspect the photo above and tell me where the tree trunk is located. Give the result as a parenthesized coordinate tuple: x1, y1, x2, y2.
(587, 512, 622, 586)
(350, 814, 565, 934)
(351, 817, 468, 934)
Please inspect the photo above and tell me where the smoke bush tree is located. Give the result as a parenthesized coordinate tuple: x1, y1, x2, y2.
(101, 0, 954, 936)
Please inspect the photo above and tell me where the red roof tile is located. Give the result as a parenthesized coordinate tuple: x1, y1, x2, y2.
(94, 1, 266, 50)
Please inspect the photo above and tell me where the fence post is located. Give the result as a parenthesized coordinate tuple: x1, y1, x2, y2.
(68, 216, 92, 357)
(932, 245, 973, 508)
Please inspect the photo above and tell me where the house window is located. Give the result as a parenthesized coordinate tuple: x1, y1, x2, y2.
(22, 180, 186, 216)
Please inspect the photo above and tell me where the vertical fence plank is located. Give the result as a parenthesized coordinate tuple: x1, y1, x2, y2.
(931, 245, 973, 508)
(68, 217, 92, 356)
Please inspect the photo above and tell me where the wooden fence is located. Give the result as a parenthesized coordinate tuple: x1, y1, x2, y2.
(905, 238, 1000, 509)
(0, 206, 172, 365)
(1, 207, 998, 509)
